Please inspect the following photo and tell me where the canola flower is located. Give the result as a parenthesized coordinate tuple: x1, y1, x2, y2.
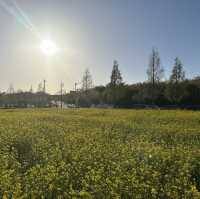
(0, 109, 199, 198)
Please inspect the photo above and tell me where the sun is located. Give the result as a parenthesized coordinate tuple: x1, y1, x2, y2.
(40, 39, 58, 56)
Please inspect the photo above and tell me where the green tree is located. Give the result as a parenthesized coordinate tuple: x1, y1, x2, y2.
(106, 60, 124, 105)
(110, 60, 123, 87)
(170, 57, 185, 84)
(166, 57, 186, 104)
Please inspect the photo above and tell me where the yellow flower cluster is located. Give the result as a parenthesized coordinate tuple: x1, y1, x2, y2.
(0, 109, 199, 198)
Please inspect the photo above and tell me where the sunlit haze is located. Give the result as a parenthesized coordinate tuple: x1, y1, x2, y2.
(0, 0, 199, 93)
(40, 39, 59, 56)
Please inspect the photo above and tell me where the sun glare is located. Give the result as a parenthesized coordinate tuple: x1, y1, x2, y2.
(40, 39, 58, 56)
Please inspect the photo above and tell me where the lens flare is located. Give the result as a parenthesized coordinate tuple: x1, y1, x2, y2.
(40, 40, 58, 56)
(0, 0, 41, 38)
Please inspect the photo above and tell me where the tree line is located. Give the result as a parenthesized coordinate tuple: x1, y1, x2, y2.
(0, 48, 199, 108)
(67, 48, 200, 108)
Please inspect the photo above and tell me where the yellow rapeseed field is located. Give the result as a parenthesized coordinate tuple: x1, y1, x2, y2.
(0, 109, 200, 198)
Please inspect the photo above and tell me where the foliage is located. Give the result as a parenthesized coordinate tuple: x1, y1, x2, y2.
(103, 60, 124, 105)
(0, 109, 200, 198)
(110, 60, 123, 87)
(170, 57, 185, 84)
(0, 53, 200, 107)
(166, 57, 186, 103)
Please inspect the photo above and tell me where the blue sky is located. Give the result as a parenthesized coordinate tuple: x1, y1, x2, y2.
(0, 0, 199, 93)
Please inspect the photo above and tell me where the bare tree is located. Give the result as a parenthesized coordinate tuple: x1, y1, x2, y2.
(147, 48, 164, 84)
(82, 68, 93, 91)
(147, 48, 164, 103)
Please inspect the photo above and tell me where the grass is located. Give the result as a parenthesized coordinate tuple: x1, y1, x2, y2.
(0, 108, 200, 198)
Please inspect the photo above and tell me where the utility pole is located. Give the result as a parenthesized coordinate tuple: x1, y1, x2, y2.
(75, 82, 77, 92)
(30, 85, 33, 93)
(60, 81, 64, 109)
(43, 79, 46, 93)
(74, 82, 81, 108)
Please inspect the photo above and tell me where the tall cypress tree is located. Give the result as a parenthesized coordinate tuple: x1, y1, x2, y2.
(166, 57, 186, 103)
(106, 60, 123, 105)
(110, 60, 123, 87)
(170, 57, 185, 84)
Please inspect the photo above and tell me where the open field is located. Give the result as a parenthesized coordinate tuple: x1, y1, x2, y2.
(0, 109, 200, 198)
